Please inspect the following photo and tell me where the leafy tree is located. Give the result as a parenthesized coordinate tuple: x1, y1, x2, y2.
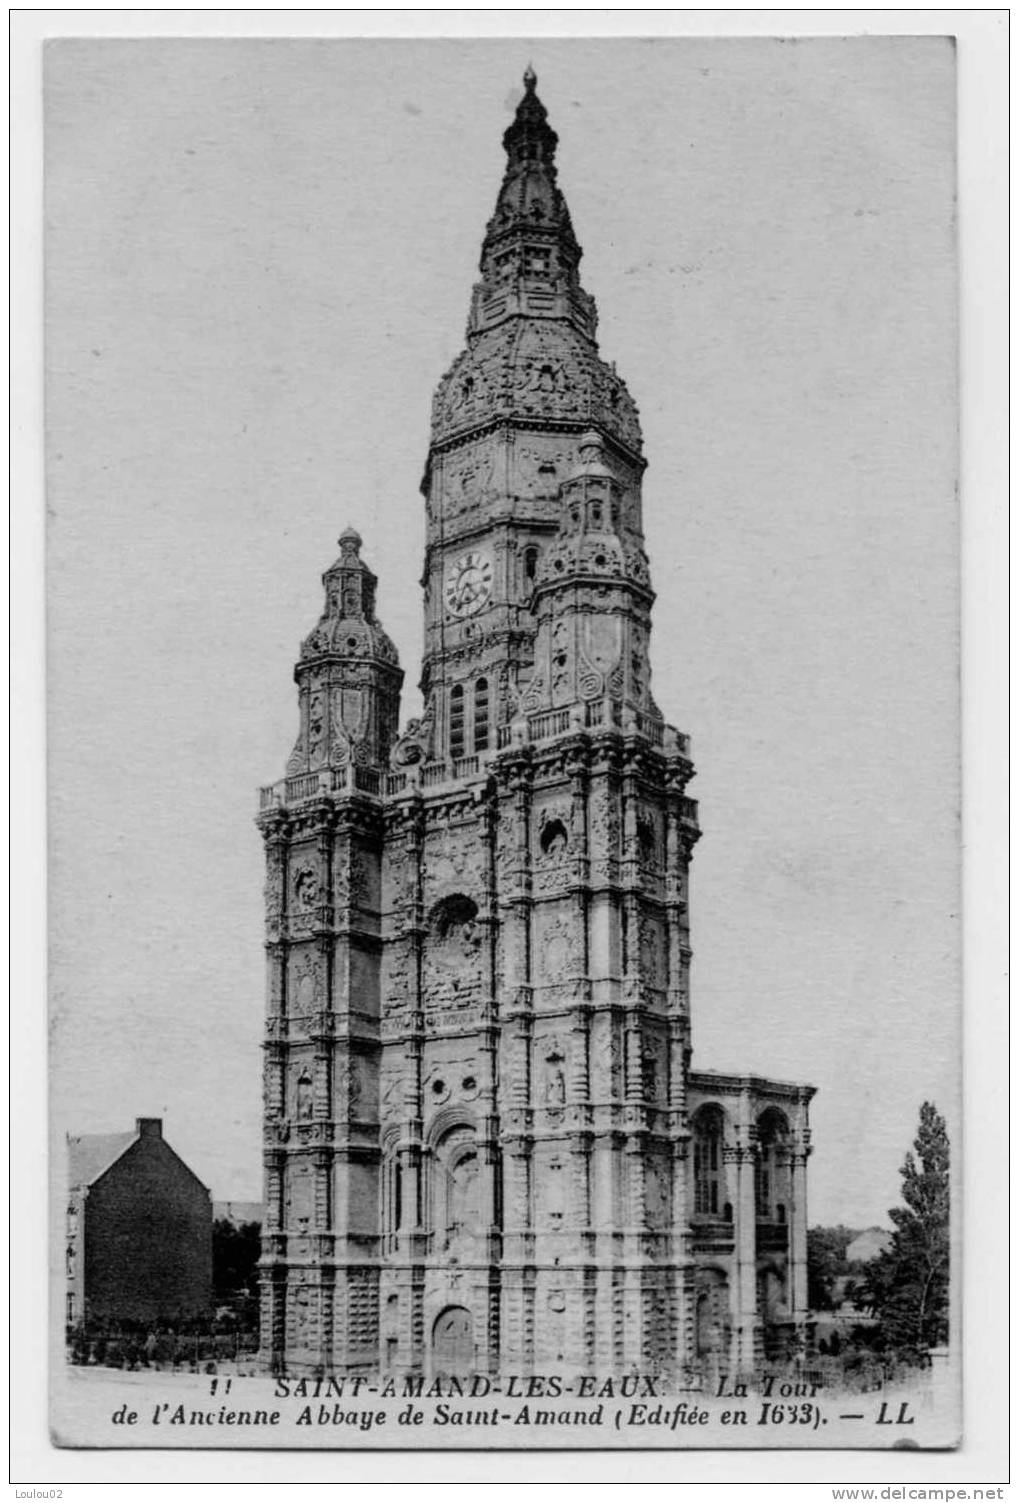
(212, 1219, 261, 1303)
(807, 1224, 857, 1311)
(863, 1102, 950, 1352)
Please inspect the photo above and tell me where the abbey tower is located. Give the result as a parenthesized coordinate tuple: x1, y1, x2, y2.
(257, 71, 814, 1378)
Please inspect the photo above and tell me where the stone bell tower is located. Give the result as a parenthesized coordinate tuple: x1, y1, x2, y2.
(257, 69, 812, 1380)
(257, 529, 402, 1371)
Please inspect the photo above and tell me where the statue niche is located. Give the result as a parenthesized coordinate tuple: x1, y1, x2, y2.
(424, 894, 482, 1011)
(432, 1124, 482, 1258)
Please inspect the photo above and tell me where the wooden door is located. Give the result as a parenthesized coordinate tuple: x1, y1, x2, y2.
(432, 1305, 473, 1376)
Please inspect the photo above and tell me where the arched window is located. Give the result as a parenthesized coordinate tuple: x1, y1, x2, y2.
(693, 1105, 725, 1216)
(755, 1108, 790, 1220)
(473, 678, 490, 752)
(523, 546, 539, 584)
(449, 684, 465, 759)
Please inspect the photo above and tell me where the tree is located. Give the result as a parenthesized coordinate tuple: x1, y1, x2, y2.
(863, 1102, 950, 1353)
(807, 1224, 856, 1311)
(212, 1219, 261, 1304)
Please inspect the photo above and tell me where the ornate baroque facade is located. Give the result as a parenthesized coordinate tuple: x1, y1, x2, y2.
(257, 71, 814, 1377)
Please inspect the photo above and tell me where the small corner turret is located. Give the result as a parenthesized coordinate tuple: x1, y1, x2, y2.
(516, 430, 657, 721)
(273, 529, 403, 795)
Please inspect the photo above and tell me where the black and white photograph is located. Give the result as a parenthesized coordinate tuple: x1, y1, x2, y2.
(12, 12, 1008, 1489)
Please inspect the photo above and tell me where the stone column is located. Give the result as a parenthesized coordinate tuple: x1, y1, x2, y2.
(729, 1142, 759, 1371)
(789, 1147, 810, 1324)
(624, 1016, 645, 1109)
(313, 1146, 332, 1232)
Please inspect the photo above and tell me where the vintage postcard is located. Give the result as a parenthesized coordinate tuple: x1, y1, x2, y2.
(43, 33, 966, 1457)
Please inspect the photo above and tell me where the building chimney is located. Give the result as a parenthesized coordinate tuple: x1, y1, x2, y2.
(136, 1117, 162, 1138)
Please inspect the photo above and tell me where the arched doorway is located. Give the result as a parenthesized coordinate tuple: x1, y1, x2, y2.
(432, 1305, 474, 1377)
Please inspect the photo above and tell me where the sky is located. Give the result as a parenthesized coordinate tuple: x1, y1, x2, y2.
(45, 36, 958, 1227)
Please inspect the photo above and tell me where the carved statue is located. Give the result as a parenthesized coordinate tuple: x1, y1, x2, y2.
(296, 1073, 314, 1122)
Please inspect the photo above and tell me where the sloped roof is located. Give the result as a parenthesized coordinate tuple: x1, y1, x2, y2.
(67, 1131, 137, 1189)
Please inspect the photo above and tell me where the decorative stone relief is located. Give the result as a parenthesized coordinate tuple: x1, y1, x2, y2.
(641, 1032, 669, 1104)
(519, 670, 546, 714)
(430, 321, 642, 455)
(425, 821, 475, 890)
(542, 1156, 565, 1228)
(290, 862, 322, 936)
(294, 1071, 314, 1121)
(424, 894, 483, 1014)
(533, 806, 571, 893)
(645, 1159, 670, 1227)
(541, 1038, 567, 1121)
(264, 858, 284, 918)
(637, 813, 661, 870)
(349, 847, 376, 910)
(289, 950, 321, 1015)
(515, 442, 577, 496)
(336, 1056, 363, 1111)
(439, 441, 496, 517)
(332, 685, 368, 747)
(581, 616, 622, 684)
(639, 914, 667, 989)
(535, 911, 581, 983)
(380, 1070, 404, 1118)
(308, 689, 327, 764)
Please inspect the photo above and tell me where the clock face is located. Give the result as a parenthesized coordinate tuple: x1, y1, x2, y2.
(444, 551, 493, 618)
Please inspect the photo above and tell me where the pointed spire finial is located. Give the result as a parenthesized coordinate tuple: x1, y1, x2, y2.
(523, 64, 537, 93)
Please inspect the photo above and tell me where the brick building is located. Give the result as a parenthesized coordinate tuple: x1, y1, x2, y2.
(65, 1117, 212, 1325)
(256, 70, 815, 1376)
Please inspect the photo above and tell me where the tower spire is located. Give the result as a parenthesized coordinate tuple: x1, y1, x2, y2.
(478, 68, 581, 291)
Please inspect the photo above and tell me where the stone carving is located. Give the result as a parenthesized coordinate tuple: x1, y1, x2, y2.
(539, 821, 569, 861)
(380, 1071, 404, 1117)
(637, 814, 660, 869)
(308, 690, 327, 763)
(536, 913, 581, 982)
(542, 1039, 567, 1115)
(289, 951, 320, 1014)
(641, 1032, 668, 1104)
(639, 914, 667, 989)
(425, 821, 475, 889)
(424, 895, 483, 1013)
(516, 443, 577, 496)
(519, 670, 546, 714)
(441, 442, 495, 514)
(264, 860, 283, 918)
(295, 1071, 314, 1122)
(292, 863, 321, 912)
(337, 1056, 362, 1110)
(645, 1160, 670, 1227)
(582, 616, 623, 679)
(431, 319, 642, 456)
(534, 810, 571, 893)
(392, 702, 435, 766)
(349, 848, 374, 910)
(543, 1157, 565, 1227)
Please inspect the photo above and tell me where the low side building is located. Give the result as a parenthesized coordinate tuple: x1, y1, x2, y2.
(687, 1072, 815, 1369)
(66, 1117, 212, 1325)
